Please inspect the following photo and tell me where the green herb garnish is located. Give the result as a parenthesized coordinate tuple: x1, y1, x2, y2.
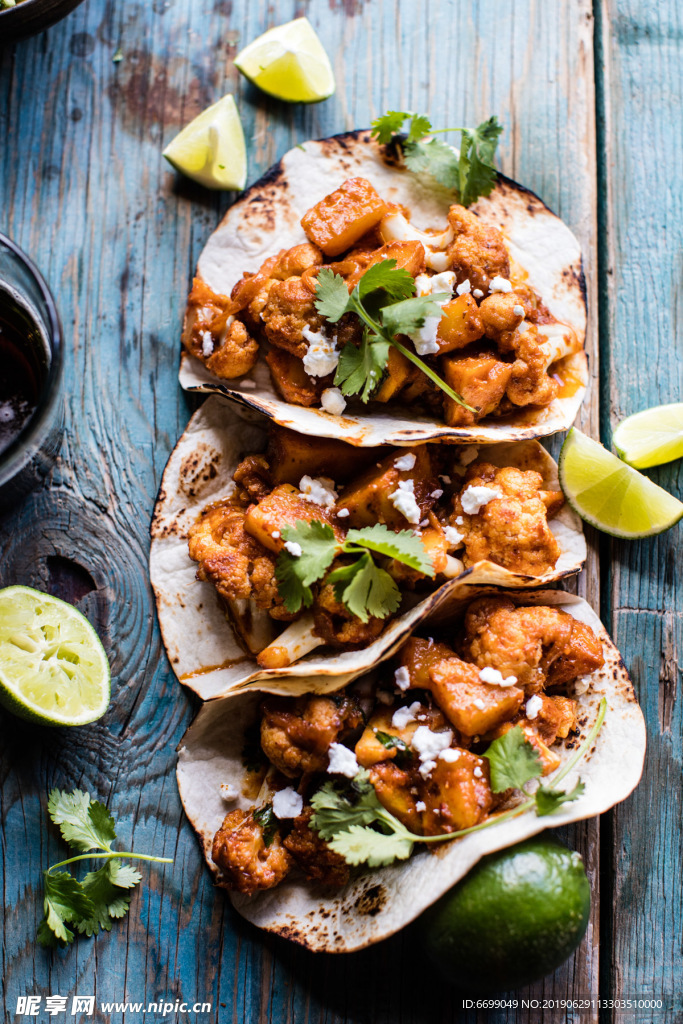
(314, 261, 474, 410)
(276, 520, 434, 622)
(38, 790, 172, 947)
(374, 731, 413, 766)
(253, 804, 278, 847)
(311, 699, 607, 867)
(371, 111, 503, 207)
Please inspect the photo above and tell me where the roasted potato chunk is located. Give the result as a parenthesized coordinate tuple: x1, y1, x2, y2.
(420, 750, 493, 834)
(368, 761, 423, 833)
(338, 445, 439, 529)
(244, 484, 343, 554)
(345, 240, 425, 289)
(301, 178, 389, 257)
(266, 426, 379, 486)
(428, 657, 525, 736)
(265, 348, 325, 407)
(373, 347, 419, 402)
(396, 636, 455, 689)
(440, 349, 513, 426)
(436, 294, 485, 353)
(212, 809, 292, 894)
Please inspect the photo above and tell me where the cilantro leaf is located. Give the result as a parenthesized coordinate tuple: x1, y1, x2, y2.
(374, 731, 413, 766)
(380, 292, 450, 342)
(253, 804, 279, 847)
(458, 116, 503, 207)
(404, 137, 460, 189)
(407, 113, 432, 142)
(346, 523, 435, 575)
(328, 825, 414, 867)
(334, 330, 391, 402)
(327, 552, 401, 623)
(39, 871, 95, 947)
(313, 267, 352, 322)
(354, 259, 416, 305)
(47, 789, 116, 853)
(482, 726, 543, 793)
(310, 774, 382, 840)
(535, 779, 586, 818)
(370, 110, 411, 144)
(75, 862, 136, 937)
(275, 520, 339, 613)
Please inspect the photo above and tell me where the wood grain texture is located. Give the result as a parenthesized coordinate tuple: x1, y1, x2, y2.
(0, 0, 660, 1020)
(598, 0, 683, 1015)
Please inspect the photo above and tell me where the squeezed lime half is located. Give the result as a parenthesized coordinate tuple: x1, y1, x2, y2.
(0, 585, 110, 726)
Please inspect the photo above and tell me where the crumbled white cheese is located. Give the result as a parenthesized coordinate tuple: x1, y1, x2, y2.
(201, 331, 214, 357)
(394, 452, 416, 472)
(271, 530, 280, 540)
(419, 518, 429, 528)
(571, 674, 591, 697)
(456, 278, 471, 296)
(439, 748, 461, 763)
(458, 446, 479, 467)
(394, 666, 411, 691)
(327, 742, 360, 778)
(299, 474, 338, 507)
(473, 288, 484, 299)
(443, 525, 465, 548)
(392, 701, 422, 729)
(431, 489, 444, 499)
(513, 304, 525, 317)
(489, 276, 512, 293)
(415, 800, 427, 812)
(389, 478, 421, 525)
(284, 540, 302, 557)
(336, 507, 350, 518)
(426, 250, 451, 272)
(473, 698, 486, 711)
(526, 695, 544, 720)
(455, 515, 464, 526)
(473, 766, 483, 779)
(412, 726, 453, 767)
(410, 272, 456, 354)
(460, 485, 502, 515)
(272, 787, 303, 819)
(302, 326, 339, 377)
(419, 761, 437, 778)
(479, 666, 518, 687)
(320, 386, 346, 415)
(220, 783, 238, 801)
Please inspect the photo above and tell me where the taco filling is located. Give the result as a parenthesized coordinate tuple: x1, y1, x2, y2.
(187, 426, 569, 669)
(210, 595, 605, 896)
(182, 177, 582, 427)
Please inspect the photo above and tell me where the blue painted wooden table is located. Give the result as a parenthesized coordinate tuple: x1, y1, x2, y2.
(1, 1, 681, 1021)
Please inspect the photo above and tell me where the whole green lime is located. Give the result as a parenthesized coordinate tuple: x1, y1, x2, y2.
(417, 835, 591, 993)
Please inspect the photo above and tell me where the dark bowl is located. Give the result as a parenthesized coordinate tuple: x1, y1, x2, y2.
(0, 0, 86, 41)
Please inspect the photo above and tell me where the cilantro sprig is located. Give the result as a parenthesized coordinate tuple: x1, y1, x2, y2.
(371, 110, 503, 207)
(38, 790, 173, 947)
(314, 261, 474, 411)
(311, 699, 607, 867)
(276, 520, 434, 623)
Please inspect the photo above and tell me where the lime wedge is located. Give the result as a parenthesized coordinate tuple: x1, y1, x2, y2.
(0, 586, 110, 726)
(163, 94, 246, 190)
(234, 17, 335, 103)
(613, 402, 683, 469)
(558, 429, 683, 538)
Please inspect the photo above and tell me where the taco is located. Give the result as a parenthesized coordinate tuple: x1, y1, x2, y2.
(150, 397, 586, 700)
(176, 589, 645, 952)
(178, 130, 587, 447)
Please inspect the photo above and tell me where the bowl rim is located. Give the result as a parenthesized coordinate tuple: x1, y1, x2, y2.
(0, 231, 64, 482)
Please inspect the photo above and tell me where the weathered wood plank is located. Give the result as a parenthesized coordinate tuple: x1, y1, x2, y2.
(0, 1, 602, 1021)
(598, 0, 683, 1014)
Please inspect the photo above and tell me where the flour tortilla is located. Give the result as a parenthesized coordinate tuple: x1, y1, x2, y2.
(151, 396, 585, 701)
(179, 130, 587, 447)
(176, 589, 645, 952)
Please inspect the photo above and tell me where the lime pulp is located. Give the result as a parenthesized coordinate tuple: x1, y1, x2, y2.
(234, 17, 335, 103)
(163, 94, 247, 191)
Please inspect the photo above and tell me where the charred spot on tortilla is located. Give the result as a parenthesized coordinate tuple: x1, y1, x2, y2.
(178, 132, 588, 447)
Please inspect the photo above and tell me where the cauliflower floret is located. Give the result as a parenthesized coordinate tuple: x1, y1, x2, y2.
(260, 694, 363, 777)
(211, 808, 292, 894)
(313, 573, 386, 648)
(461, 597, 605, 693)
(182, 277, 259, 379)
(261, 276, 325, 357)
(283, 808, 350, 886)
(451, 463, 564, 575)
(446, 205, 510, 294)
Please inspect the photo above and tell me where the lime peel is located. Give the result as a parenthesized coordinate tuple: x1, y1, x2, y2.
(0, 586, 110, 726)
(559, 428, 683, 538)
